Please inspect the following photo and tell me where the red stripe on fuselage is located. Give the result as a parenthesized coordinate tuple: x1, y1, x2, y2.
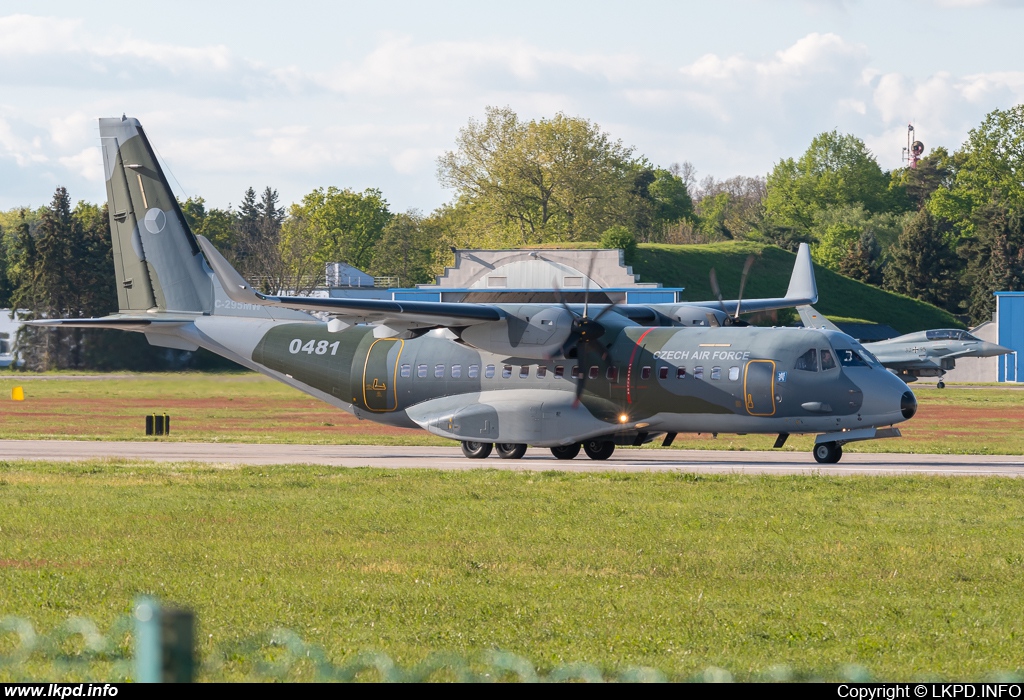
(626, 328, 655, 405)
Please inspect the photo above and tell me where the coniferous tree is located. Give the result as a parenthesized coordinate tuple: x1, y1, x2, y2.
(883, 209, 960, 313)
(959, 202, 1024, 324)
(839, 230, 882, 285)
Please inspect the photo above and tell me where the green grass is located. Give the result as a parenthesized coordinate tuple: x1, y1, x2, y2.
(2, 462, 1023, 681)
(631, 241, 962, 333)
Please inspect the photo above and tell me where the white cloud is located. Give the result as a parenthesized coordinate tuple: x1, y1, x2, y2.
(1, 13, 1023, 211)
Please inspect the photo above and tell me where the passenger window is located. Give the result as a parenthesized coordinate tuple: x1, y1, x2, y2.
(502, 365, 512, 379)
(820, 350, 837, 371)
(711, 366, 721, 380)
(640, 366, 651, 380)
(794, 349, 818, 372)
(468, 364, 479, 378)
(571, 365, 581, 379)
(434, 364, 445, 378)
(555, 365, 565, 378)
(587, 366, 598, 379)
(606, 366, 618, 381)
(537, 366, 547, 378)
(400, 364, 411, 378)
(658, 366, 669, 380)
(694, 366, 704, 379)
(417, 364, 427, 378)
(520, 365, 530, 378)
(677, 367, 686, 379)
(729, 366, 740, 381)
(451, 364, 462, 378)
(484, 364, 495, 379)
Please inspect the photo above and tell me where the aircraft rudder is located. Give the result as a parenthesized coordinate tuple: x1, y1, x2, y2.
(99, 116, 212, 314)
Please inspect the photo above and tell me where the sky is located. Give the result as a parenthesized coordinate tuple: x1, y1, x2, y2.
(1, 0, 1023, 213)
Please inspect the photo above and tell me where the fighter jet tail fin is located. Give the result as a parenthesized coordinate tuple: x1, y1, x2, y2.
(99, 116, 213, 315)
(797, 305, 841, 332)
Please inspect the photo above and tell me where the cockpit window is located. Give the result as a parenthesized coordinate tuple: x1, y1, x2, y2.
(926, 330, 965, 341)
(820, 349, 837, 371)
(794, 349, 818, 372)
(836, 349, 868, 367)
(963, 333, 980, 342)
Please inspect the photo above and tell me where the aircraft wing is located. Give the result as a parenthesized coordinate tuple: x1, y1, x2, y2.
(197, 235, 502, 327)
(796, 305, 841, 332)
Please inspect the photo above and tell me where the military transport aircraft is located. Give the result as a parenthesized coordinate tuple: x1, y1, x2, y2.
(32, 117, 918, 464)
(798, 306, 1010, 388)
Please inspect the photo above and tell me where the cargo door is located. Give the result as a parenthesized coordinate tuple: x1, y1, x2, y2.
(743, 359, 776, 416)
(362, 338, 404, 412)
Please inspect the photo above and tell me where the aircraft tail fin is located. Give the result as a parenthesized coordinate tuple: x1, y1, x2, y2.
(99, 116, 212, 314)
(797, 305, 841, 332)
(784, 243, 817, 303)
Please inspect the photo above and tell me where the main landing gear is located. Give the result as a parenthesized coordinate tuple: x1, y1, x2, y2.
(813, 441, 843, 464)
(460, 440, 616, 461)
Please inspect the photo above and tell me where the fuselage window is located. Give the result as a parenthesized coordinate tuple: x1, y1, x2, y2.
(537, 366, 548, 378)
(820, 349, 837, 371)
(468, 364, 480, 379)
(694, 366, 704, 380)
(502, 365, 512, 379)
(417, 364, 427, 378)
(434, 364, 445, 378)
(520, 365, 530, 378)
(589, 366, 599, 379)
(640, 366, 651, 380)
(837, 349, 868, 367)
(658, 366, 669, 380)
(555, 366, 565, 378)
(606, 366, 618, 381)
(451, 364, 462, 378)
(485, 364, 495, 379)
(400, 364, 411, 378)
(794, 348, 818, 372)
(729, 366, 740, 381)
(710, 366, 721, 380)
(571, 365, 581, 379)
(677, 367, 687, 379)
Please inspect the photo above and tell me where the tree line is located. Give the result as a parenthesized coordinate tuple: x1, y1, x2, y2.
(2, 103, 1023, 369)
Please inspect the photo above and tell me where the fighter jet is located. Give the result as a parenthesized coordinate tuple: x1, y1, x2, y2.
(798, 306, 1011, 388)
(31, 117, 918, 464)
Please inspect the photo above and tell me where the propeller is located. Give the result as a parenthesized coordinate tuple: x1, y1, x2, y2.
(708, 253, 757, 326)
(551, 255, 624, 406)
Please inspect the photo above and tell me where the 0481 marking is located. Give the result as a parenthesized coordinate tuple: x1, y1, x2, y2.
(288, 339, 341, 356)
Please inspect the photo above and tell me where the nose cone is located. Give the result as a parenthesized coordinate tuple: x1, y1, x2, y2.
(901, 390, 918, 420)
(982, 343, 1013, 357)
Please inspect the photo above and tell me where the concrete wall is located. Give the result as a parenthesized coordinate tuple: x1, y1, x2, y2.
(943, 321, 999, 384)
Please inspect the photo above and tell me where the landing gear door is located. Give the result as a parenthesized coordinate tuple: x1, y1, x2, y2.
(744, 359, 776, 416)
(363, 338, 404, 412)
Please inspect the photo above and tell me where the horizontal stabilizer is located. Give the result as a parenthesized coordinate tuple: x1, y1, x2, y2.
(197, 235, 502, 327)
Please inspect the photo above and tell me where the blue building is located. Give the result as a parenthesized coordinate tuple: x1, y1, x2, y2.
(996, 292, 1023, 382)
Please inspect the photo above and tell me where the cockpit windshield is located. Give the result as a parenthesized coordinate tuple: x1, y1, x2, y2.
(836, 348, 868, 367)
(925, 330, 977, 341)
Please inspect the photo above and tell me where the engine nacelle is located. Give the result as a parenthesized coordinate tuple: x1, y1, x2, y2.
(458, 305, 574, 359)
(668, 305, 729, 327)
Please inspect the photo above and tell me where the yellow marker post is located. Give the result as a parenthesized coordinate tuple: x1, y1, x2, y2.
(11, 386, 24, 401)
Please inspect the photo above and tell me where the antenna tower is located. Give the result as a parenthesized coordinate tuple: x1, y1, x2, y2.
(902, 123, 924, 169)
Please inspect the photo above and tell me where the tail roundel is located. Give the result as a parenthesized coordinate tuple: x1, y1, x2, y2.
(99, 117, 212, 314)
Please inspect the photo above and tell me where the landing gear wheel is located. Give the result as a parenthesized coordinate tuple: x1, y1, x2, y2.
(495, 443, 527, 460)
(461, 441, 493, 459)
(550, 444, 581, 460)
(937, 381, 945, 389)
(582, 440, 615, 461)
(813, 442, 843, 464)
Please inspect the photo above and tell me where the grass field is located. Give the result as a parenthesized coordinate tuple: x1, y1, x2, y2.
(2, 462, 1024, 681)
(1, 373, 1022, 455)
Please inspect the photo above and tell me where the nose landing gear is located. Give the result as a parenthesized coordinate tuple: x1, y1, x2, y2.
(813, 441, 843, 464)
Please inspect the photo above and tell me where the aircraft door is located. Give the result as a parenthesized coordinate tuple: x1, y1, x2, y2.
(743, 360, 776, 416)
(362, 338, 404, 412)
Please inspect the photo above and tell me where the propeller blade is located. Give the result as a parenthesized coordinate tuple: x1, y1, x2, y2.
(705, 312, 721, 327)
(573, 341, 590, 407)
(592, 294, 624, 322)
(734, 254, 756, 319)
(582, 253, 599, 319)
(709, 267, 727, 315)
(552, 278, 578, 318)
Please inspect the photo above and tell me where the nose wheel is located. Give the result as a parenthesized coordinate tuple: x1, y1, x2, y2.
(813, 441, 843, 464)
